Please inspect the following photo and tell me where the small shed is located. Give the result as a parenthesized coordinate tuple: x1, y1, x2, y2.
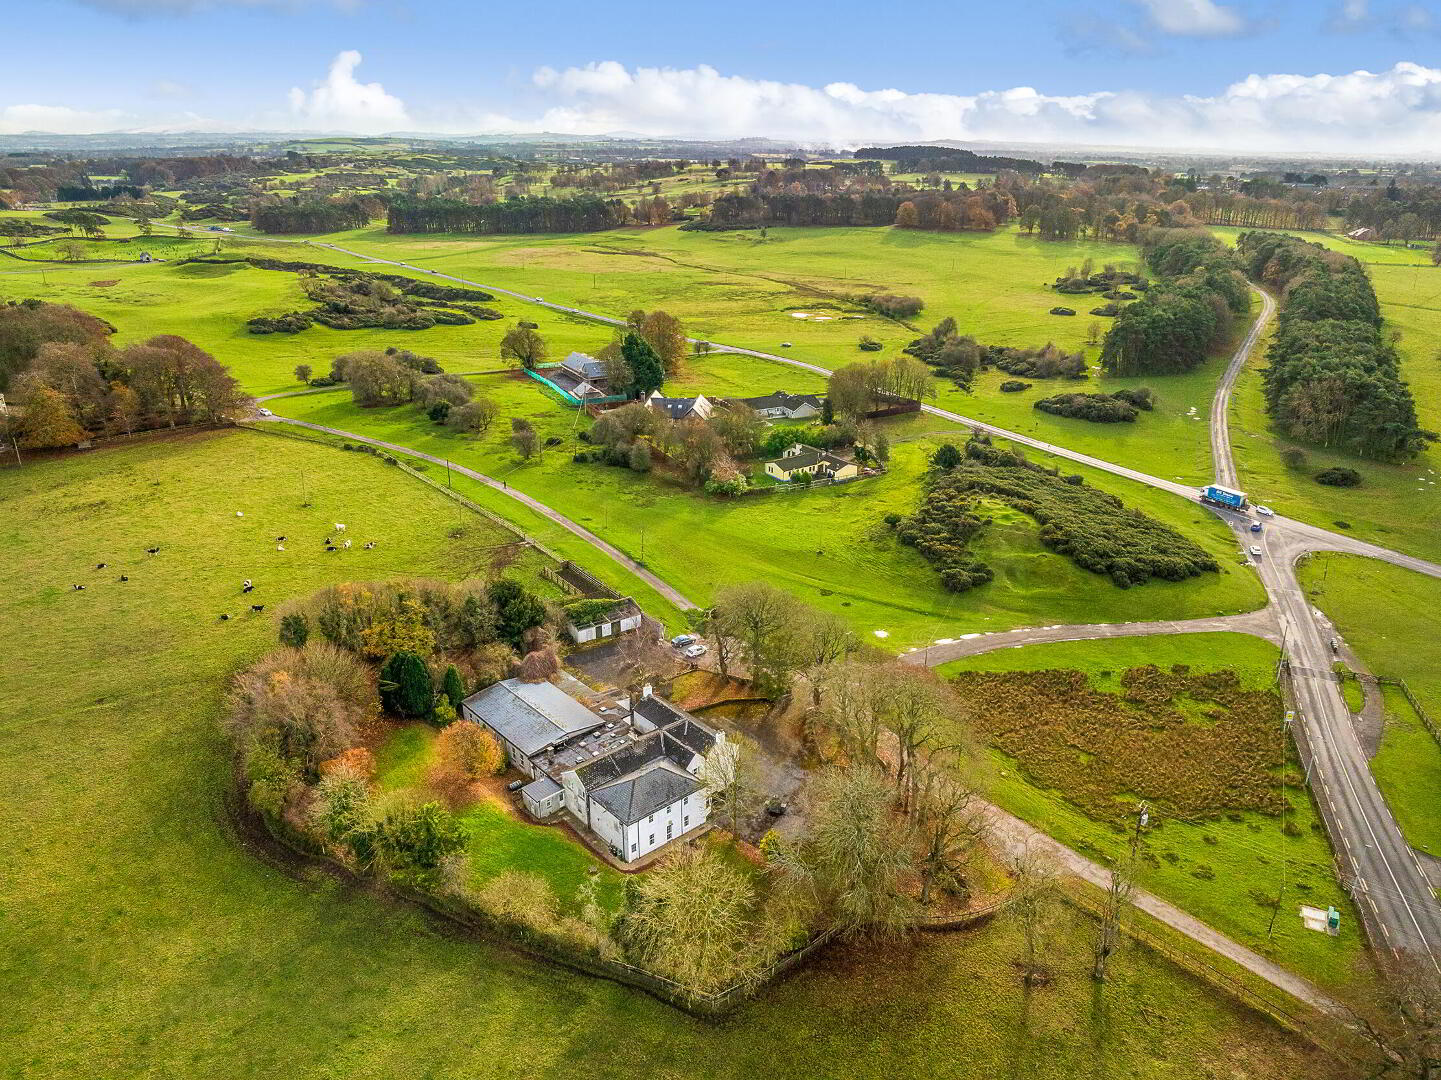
(521, 775, 564, 818)
(564, 596, 644, 644)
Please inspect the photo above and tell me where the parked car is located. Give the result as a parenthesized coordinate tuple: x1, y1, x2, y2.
(670, 634, 697, 648)
(258, 407, 273, 416)
(682, 643, 708, 659)
(1256, 505, 1275, 517)
(1249, 522, 1262, 533)
(1249, 545, 1263, 557)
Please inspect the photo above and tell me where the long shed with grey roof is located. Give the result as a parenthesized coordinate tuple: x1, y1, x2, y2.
(461, 678, 606, 776)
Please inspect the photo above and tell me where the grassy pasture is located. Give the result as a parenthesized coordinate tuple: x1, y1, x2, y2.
(938, 633, 1366, 992)
(1296, 552, 1441, 856)
(270, 382, 1265, 648)
(0, 431, 1331, 1080)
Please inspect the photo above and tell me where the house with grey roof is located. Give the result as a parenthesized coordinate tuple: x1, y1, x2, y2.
(764, 442, 859, 483)
(728, 390, 823, 420)
(461, 679, 730, 862)
(646, 390, 713, 421)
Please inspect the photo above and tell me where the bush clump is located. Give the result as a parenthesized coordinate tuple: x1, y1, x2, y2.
(999, 380, 1032, 393)
(1033, 392, 1138, 423)
(1315, 467, 1362, 487)
(900, 435, 1218, 589)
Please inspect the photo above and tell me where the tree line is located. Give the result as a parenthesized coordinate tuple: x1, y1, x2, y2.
(0, 300, 251, 450)
(1099, 228, 1249, 377)
(1237, 231, 1428, 460)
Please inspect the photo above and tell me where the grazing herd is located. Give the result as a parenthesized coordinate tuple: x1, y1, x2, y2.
(68, 515, 380, 620)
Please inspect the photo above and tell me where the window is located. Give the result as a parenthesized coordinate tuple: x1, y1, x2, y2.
(666, 823, 673, 840)
(684, 816, 689, 827)
(648, 813, 654, 823)
(649, 834, 655, 846)
(630, 843, 636, 854)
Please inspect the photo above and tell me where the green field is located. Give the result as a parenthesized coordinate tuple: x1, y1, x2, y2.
(1297, 552, 1441, 855)
(269, 380, 1265, 648)
(0, 431, 1329, 1080)
(938, 633, 1366, 992)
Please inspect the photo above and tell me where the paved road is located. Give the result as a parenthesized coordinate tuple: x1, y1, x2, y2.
(900, 608, 1280, 667)
(179, 222, 1441, 963)
(1212, 287, 1277, 491)
(257, 416, 696, 612)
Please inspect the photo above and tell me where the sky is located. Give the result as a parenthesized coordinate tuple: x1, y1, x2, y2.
(5, 0, 1441, 153)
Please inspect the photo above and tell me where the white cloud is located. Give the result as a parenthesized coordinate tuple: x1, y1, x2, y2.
(286, 50, 409, 134)
(1131, 0, 1249, 35)
(0, 104, 131, 134)
(148, 79, 193, 99)
(1330, 0, 1372, 27)
(516, 59, 1441, 154)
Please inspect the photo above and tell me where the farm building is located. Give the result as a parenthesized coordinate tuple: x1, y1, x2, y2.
(562, 596, 645, 644)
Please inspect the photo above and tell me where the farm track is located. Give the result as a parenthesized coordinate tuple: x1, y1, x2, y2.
(162, 225, 1441, 977)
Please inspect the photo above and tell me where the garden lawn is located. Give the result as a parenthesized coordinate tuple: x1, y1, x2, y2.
(372, 724, 627, 911)
(0, 429, 1332, 1080)
(270, 384, 1265, 649)
(1297, 552, 1441, 856)
(938, 632, 1367, 994)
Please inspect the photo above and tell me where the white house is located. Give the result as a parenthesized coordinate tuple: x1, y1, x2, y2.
(646, 390, 713, 421)
(764, 442, 859, 482)
(731, 391, 824, 420)
(462, 679, 729, 862)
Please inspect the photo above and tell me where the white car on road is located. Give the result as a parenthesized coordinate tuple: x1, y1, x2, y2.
(1255, 505, 1275, 517)
(682, 643, 708, 659)
(1249, 545, 1263, 557)
(258, 407, 273, 416)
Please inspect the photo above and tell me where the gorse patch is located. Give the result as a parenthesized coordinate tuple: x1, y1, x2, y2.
(951, 664, 1286, 825)
(899, 436, 1218, 590)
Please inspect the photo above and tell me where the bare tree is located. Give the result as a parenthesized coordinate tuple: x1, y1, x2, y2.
(1348, 952, 1441, 1079)
(912, 756, 987, 906)
(1093, 805, 1145, 981)
(1009, 846, 1061, 985)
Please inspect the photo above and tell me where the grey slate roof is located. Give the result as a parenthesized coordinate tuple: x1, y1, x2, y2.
(770, 447, 850, 473)
(560, 352, 608, 380)
(521, 775, 562, 800)
(735, 391, 822, 413)
(590, 764, 703, 826)
(462, 678, 605, 758)
(648, 394, 705, 419)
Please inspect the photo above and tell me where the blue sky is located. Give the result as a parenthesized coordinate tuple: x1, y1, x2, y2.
(5, 0, 1441, 152)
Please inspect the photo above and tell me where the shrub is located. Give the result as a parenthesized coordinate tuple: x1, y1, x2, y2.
(428, 722, 504, 804)
(999, 380, 1031, 393)
(1049, 307, 1076, 316)
(441, 665, 466, 711)
(628, 441, 652, 472)
(278, 612, 309, 648)
(446, 398, 498, 435)
(427, 400, 451, 424)
(990, 343, 1086, 379)
(929, 443, 962, 471)
(1316, 467, 1362, 487)
(1033, 392, 1138, 423)
(1280, 447, 1309, 469)
(379, 651, 435, 718)
(883, 512, 902, 526)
